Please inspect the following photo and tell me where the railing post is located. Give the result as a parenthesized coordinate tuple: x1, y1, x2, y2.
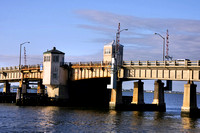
(164, 60, 166, 66)
(185, 60, 188, 66)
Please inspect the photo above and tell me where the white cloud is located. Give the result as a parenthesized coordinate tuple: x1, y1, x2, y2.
(75, 9, 200, 61)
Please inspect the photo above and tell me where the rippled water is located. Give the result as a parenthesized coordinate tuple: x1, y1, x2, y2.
(0, 93, 200, 132)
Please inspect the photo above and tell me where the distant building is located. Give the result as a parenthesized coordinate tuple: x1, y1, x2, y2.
(103, 40, 124, 65)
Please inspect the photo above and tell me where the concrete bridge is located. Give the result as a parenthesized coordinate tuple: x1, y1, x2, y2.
(0, 65, 43, 94)
(0, 45, 200, 113)
(67, 60, 200, 81)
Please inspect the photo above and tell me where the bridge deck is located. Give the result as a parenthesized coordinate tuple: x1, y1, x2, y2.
(0, 65, 42, 82)
(66, 60, 200, 81)
(1, 60, 200, 82)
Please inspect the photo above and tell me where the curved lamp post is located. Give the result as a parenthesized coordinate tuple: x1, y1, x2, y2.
(155, 33, 165, 61)
(107, 27, 128, 90)
(115, 29, 128, 58)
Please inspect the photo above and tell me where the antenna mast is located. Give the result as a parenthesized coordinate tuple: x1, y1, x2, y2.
(116, 23, 120, 55)
(24, 47, 27, 65)
(165, 29, 172, 60)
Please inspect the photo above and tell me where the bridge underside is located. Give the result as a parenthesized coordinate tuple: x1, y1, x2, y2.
(67, 78, 111, 107)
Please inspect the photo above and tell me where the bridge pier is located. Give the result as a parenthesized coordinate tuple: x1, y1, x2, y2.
(152, 80, 166, 109)
(21, 79, 29, 94)
(37, 79, 45, 95)
(3, 81, 10, 93)
(109, 81, 122, 109)
(131, 80, 144, 104)
(181, 81, 198, 113)
(16, 81, 22, 104)
(16, 79, 29, 105)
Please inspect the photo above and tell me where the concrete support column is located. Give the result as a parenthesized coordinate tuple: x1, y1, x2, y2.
(16, 81, 22, 105)
(109, 81, 123, 109)
(21, 80, 29, 94)
(152, 80, 165, 106)
(116, 81, 122, 104)
(181, 81, 198, 113)
(37, 79, 45, 95)
(131, 80, 144, 104)
(3, 81, 10, 93)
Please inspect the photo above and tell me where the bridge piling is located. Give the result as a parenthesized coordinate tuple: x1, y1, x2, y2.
(16, 87, 21, 105)
(131, 80, 144, 104)
(3, 81, 10, 93)
(21, 79, 29, 94)
(181, 81, 198, 113)
(152, 80, 166, 108)
(109, 81, 122, 109)
(37, 79, 45, 95)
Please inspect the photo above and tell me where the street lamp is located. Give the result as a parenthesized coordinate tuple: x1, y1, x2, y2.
(107, 26, 128, 90)
(115, 29, 128, 58)
(155, 33, 165, 61)
(19, 42, 30, 70)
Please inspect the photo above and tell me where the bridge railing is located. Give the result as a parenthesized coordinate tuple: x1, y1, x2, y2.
(123, 60, 200, 67)
(0, 64, 42, 72)
(21, 64, 41, 70)
(0, 66, 19, 71)
(62, 61, 112, 67)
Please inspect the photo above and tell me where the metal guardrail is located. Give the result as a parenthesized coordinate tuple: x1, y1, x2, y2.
(63, 60, 200, 67)
(21, 64, 41, 70)
(62, 61, 112, 67)
(0, 64, 42, 72)
(0, 66, 19, 71)
(1, 60, 200, 72)
(123, 60, 200, 67)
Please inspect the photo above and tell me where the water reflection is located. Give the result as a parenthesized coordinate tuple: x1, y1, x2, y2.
(181, 116, 198, 130)
(1, 96, 200, 132)
(35, 106, 60, 132)
(104, 110, 119, 132)
(153, 112, 164, 120)
(131, 111, 144, 131)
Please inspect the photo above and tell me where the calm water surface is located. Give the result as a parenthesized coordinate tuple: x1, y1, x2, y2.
(0, 92, 200, 132)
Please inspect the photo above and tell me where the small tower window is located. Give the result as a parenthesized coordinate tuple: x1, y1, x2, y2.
(44, 56, 50, 62)
(104, 49, 111, 54)
(53, 56, 59, 62)
(53, 73, 57, 79)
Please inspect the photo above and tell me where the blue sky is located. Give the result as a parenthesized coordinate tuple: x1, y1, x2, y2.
(1, 0, 200, 91)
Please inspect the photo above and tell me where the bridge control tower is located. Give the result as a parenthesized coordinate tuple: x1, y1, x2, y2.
(43, 47, 69, 101)
(103, 40, 124, 65)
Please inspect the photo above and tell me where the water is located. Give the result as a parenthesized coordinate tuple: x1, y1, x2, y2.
(0, 88, 37, 93)
(0, 92, 200, 132)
